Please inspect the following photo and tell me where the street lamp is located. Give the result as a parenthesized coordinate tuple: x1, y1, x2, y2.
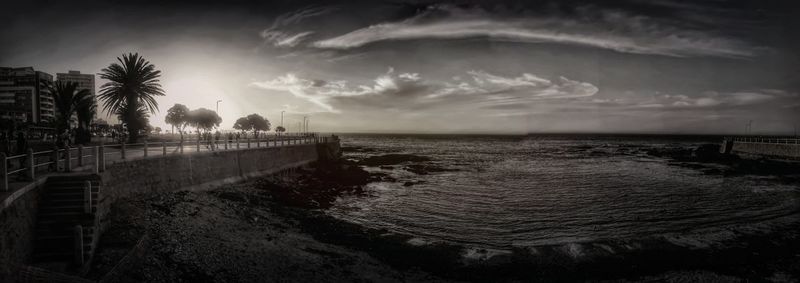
(280, 111, 284, 127)
(216, 100, 222, 113)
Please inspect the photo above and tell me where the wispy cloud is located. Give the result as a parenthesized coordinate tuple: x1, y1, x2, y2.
(260, 6, 335, 48)
(250, 68, 598, 112)
(588, 89, 793, 110)
(311, 5, 758, 58)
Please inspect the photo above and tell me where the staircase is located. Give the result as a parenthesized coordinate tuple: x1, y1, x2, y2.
(32, 174, 101, 271)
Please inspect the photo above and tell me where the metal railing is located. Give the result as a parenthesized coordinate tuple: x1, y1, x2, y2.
(732, 137, 800, 144)
(0, 132, 337, 192)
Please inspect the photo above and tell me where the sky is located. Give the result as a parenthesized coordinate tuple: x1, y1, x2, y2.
(1, 0, 798, 134)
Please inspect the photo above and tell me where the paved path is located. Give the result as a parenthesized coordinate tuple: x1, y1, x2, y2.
(1, 137, 317, 203)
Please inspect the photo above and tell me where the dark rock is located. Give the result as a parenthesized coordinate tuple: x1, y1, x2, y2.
(256, 160, 374, 209)
(217, 191, 249, 203)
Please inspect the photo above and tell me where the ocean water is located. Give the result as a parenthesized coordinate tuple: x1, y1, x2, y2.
(329, 134, 800, 252)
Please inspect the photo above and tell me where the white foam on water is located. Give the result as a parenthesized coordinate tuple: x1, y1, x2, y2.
(561, 243, 584, 258)
(462, 247, 512, 261)
(407, 237, 432, 246)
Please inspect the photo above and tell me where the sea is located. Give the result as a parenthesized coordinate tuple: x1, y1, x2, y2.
(328, 134, 800, 262)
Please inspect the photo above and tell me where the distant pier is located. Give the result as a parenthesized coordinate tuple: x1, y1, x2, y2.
(722, 137, 800, 160)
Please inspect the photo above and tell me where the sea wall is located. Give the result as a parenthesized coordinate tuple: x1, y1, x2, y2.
(729, 141, 800, 159)
(97, 142, 335, 229)
(0, 139, 340, 276)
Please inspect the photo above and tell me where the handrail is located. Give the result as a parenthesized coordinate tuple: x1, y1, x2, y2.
(0, 132, 335, 191)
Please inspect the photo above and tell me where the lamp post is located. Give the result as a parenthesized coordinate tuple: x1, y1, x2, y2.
(216, 100, 222, 113)
(280, 111, 284, 128)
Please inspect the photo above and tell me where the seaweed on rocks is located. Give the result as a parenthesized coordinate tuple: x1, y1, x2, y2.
(255, 160, 377, 209)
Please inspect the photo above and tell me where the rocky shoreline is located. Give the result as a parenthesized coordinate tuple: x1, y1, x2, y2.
(86, 147, 800, 282)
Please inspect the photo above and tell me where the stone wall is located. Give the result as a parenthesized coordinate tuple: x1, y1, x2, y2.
(730, 141, 800, 159)
(0, 179, 45, 279)
(96, 142, 333, 231)
(0, 139, 340, 275)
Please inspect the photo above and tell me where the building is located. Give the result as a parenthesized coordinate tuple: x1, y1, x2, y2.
(0, 67, 55, 124)
(56, 70, 95, 100)
(57, 70, 96, 127)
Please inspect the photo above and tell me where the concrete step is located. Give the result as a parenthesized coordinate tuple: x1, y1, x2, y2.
(37, 234, 94, 243)
(46, 186, 101, 192)
(37, 225, 95, 235)
(40, 206, 97, 214)
(32, 246, 92, 262)
(47, 180, 101, 186)
(42, 199, 98, 206)
(35, 237, 94, 251)
(45, 186, 100, 192)
(37, 213, 94, 224)
(43, 192, 98, 200)
(47, 175, 100, 182)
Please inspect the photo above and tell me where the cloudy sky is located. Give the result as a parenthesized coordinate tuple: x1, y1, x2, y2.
(1, 0, 798, 134)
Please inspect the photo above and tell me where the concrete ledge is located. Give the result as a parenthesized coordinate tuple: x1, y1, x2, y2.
(731, 141, 800, 159)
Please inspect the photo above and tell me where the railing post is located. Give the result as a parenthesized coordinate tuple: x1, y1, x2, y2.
(180, 141, 184, 154)
(73, 225, 84, 265)
(98, 143, 106, 172)
(162, 142, 167, 156)
(77, 145, 84, 167)
(93, 146, 100, 174)
(225, 139, 229, 150)
(196, 139, 200, 152)
(236, 137, 240, 149)
(51, 145, 59, 172)
(0, 153, 6, 192)
(143, 139, 148, 157)
(84, 181, 92, 214)
(28, 149, 35, 180)
(247, 138, 251, 148)
(64, 146, 71, 172)
(121, 143, 126, 160)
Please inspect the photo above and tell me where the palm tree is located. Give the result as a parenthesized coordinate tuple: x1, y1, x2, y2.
(46, 81, 92, 133)
(114, 103, 151, 141)
(99, 53, 165, 143)
(75, 97, 96, 144)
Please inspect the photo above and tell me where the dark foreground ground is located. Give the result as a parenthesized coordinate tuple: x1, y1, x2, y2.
(85, 147, 800, 282)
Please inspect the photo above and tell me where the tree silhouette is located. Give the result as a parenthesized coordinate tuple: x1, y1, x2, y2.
(246, 114, 270, 137)
(275, 126, 286, 133)
(233, 117, 251, 135)
(114, 103, 150, 139)
(75, 96, 96, 144)
(165, 103, 190, 141)
(45, 81, 92, 133)
(98, 53, 165, 143)
(187, 108, 221, 134)
(232, 114, 270, 137)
